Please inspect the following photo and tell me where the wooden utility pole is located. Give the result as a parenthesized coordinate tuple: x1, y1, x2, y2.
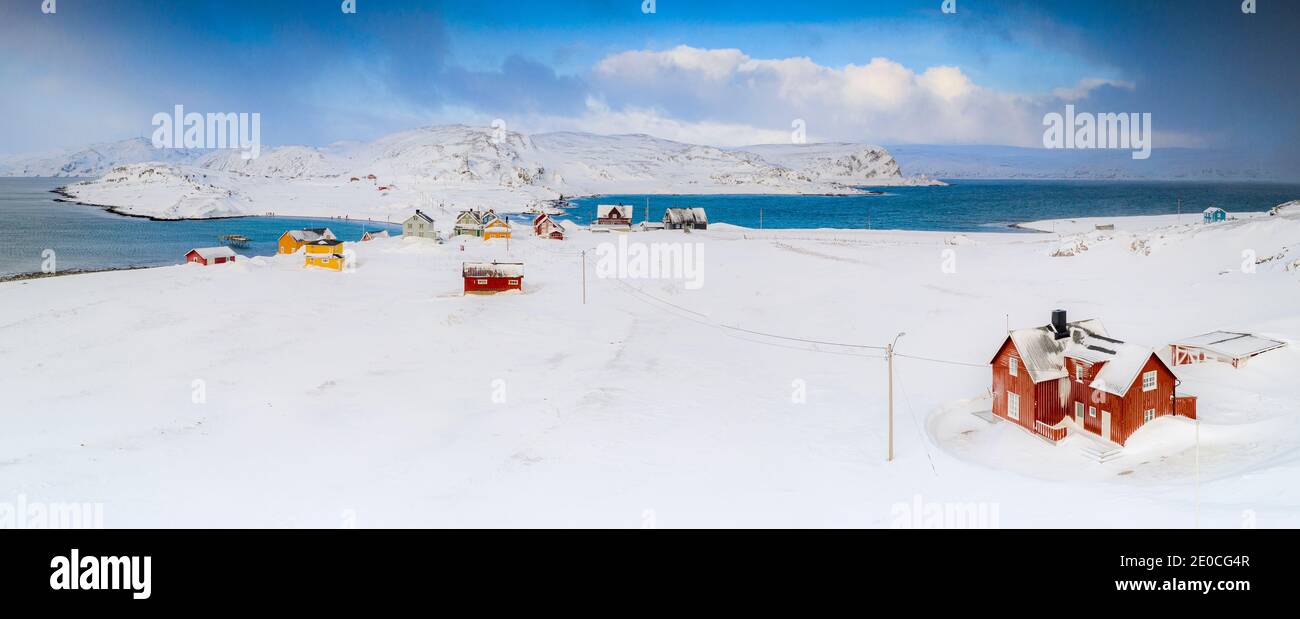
(886, 332, 905, 462)
(581, 250, 587, 305)
(887, 342, 894, 462)
(759, 207, 763, 229)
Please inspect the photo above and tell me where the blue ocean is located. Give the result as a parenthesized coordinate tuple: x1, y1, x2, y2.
(3, 177, 1298, 277)
(0, 177, 401, 278)
(568, 180, 1300, 231)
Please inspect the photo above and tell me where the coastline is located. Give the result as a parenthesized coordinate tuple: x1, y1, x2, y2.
(50, 186, 403, 227)
(0, 265, 156, 284)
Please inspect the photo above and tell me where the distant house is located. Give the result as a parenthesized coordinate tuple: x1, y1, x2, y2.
(663, 207, 708, 230)
(304, 239, 346, 271)
(278, 228, 337, 254)
(990, 310, 1194, 446)
(403, 210, 437, 239)
(593, 204, 633, 231)
(1170, 331, 1286, 368)
(366, 174, 377, 181)
(360, 229, 390, 242)
(463, 262, 523, 294)
(186, 247, 237, 266)
(454, 210, 485, 237)
(533, 213, 565, 240)
(349, 177, 360, 182)
(1203, 207, 1227, 223)
(484, 216, 512, 240)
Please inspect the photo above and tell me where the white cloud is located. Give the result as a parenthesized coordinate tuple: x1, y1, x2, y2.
(572, 45, 1134, 147)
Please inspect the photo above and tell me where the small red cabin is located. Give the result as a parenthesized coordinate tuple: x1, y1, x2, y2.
(186, 247, 237, 266)
(463, 262, 523, 294)
(532, 213, 565, 240)
(990, 310, 1194, 446)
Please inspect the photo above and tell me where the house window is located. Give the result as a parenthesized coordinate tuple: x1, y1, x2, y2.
(1007, 392, 1020, 421)
(508, 280, 519, 285)
(1075, 363, 1085, 382)
(1142, 371, 1157, 392)
(1089, 406, 1097, 418)
(1144, 409, 1156, 423)
(1008, 357, 1018, 377)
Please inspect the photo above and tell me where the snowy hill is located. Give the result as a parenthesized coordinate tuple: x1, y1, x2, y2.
(0, 137, 208, 178)
(17, 126, 937, 220)
(736, 143, 936, 185)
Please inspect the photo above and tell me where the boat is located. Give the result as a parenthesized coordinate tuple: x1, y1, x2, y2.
(219, 234, 251, 248)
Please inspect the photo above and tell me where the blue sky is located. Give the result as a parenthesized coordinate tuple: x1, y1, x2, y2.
(1, 0, 1296, 168)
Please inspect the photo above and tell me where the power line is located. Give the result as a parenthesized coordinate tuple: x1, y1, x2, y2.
(718, 323, 888, 350)
(892, 361, 938, 477)
(894, 353, 988, 368)
(612, 280, 886, 359)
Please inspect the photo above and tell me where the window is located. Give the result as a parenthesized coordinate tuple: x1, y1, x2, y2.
(508, 280, 519, 285)
(1089, 406, 1097, 418)
(1007, 392, 1020, 420)
(1008, 357, 1018, 377)
(1142, 371, 1157, 392)
(1144, 409, 1156, 423)
(476, 279, 488, 285)
(1075, 363, 1085, 382)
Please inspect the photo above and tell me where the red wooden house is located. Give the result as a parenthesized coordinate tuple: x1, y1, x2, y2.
(532, 213, 565, 240)
(185, 247, 237, 266)
(463, 262, 523, 294)
(990, 310, 1195, 446)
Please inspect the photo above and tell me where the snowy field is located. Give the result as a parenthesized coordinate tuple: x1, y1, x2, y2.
(2, 208, 1299, 528)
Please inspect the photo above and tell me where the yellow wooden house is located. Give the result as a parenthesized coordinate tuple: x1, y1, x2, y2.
(278, 228, 336, 254)
(303, 239, 346, 271)
(483, 217, 512, 240)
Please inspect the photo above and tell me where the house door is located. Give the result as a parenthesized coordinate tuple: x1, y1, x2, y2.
(1101, 411, 1112, 441)
(1074, 402, 1084, 424)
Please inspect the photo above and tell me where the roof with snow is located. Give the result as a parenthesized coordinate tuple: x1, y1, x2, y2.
(1081, 339, 1157, 397)
(456, 210, 484, 225)
(999, 318, 1164, 396)
(463, 262, 524, 278)
(284, 229, 332, 243)
(187, 247, 237, 260)
(1203, 207, 1225, 214)
(406, 210, 433, 224)
(598, 204, 632, 219)
(664, 207, 708, 226)
(1173, 331, 1287, 359)
(1001, 319, 1107, 384)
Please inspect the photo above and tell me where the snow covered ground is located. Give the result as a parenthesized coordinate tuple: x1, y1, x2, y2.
(2, 207, 1299, 528)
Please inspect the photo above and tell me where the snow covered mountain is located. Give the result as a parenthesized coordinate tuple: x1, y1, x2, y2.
(0, 137, 208, 178)
(29, 125, 932, 220)
(736, 143, 931, 185)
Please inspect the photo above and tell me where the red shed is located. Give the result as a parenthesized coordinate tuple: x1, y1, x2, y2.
(186, 246, 237, 266)
(990, 310, 1193, 446)
(463, 262, 523, 294)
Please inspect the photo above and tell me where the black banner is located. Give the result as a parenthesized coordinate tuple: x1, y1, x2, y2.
(1, 529, 1290, 605)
